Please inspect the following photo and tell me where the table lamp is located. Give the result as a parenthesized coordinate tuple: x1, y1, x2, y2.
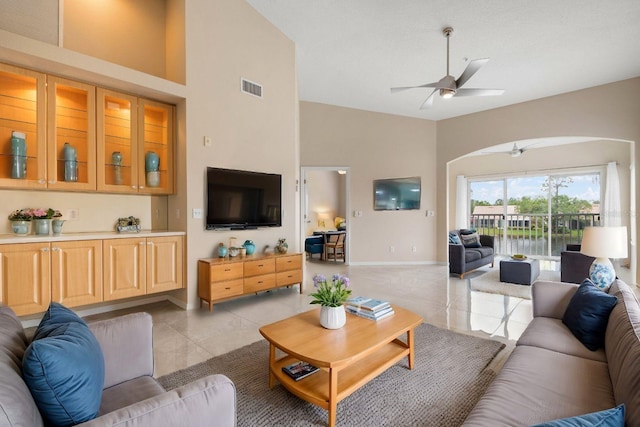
(580, 226, 628, 290)
(317, 212, 331, 228)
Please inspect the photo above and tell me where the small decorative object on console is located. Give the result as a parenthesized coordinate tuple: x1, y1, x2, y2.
(217, 243, 227, 258)
(243, 240, 256, 255)
(116, 216, 141, 233)
(275, 238, 288, 254)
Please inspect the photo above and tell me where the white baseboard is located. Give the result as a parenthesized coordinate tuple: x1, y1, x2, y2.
(348, 260, 440, 266)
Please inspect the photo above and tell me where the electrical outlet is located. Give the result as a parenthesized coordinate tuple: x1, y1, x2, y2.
(67, 208, 79, 220)
(389, 246, 395, 253)
(427, 210, 435, 217)
(412, 246, 417, 253)
(192, 208, 203, 219)
(203, 136, 212, 147)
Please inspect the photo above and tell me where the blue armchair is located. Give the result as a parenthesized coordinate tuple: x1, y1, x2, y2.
(305, 236, 324, 259)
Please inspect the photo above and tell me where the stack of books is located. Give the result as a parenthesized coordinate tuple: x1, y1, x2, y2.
(282, 361, 319, 381)
(345, 296, 394, 321)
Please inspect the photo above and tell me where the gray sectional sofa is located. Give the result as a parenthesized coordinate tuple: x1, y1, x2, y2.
(463, 279, 640, 425)
(0, 305, 236, 427)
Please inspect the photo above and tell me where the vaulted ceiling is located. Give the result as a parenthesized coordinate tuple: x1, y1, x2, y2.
(246, 0, 640, 121)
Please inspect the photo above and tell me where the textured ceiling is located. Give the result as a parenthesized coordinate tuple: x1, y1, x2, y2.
(245, 0, 640, 121)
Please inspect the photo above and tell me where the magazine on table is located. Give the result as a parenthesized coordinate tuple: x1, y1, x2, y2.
(346, 305, 395, 320)
(282, 361, 319, 381)
(346, 296, 390, 312)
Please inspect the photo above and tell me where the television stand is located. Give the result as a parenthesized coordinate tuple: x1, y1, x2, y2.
(197, 252, 303, 312)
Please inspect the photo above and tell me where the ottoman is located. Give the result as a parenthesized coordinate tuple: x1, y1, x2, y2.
(500, 258, 540, 285)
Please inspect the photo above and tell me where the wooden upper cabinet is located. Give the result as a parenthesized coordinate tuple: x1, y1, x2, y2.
(138, 99, 174, 194)
(47, 76, 96, 190)
(0, 63, 47, 188)
(97, 89, 139, 193)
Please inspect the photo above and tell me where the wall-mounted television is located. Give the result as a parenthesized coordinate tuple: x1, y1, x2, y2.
(206, 167, 282, 230)
(373, 176, 421, 211)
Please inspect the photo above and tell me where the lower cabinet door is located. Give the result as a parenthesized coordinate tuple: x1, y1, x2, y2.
(103, 238, 146, 301)
(0, 242, 51, 316)
(51, 240, 103, 307)
(146, 236, 183, 294)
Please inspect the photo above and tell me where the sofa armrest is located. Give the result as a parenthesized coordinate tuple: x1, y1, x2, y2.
(479, 234, 495, 250)
(78, 374, 236, 427)
(449, 244, 465, 274)
(88, 312, 153, 389)
(532, 280, 579, 319)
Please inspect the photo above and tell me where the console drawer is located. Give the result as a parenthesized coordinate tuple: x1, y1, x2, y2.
(211, 279, 244, 300)
(277, 269, 302, 286)
(209, 263, 243, 282)
(244, 274, 276, 293)
(244, 258, 275, 277)
(276, 254, 302, 272)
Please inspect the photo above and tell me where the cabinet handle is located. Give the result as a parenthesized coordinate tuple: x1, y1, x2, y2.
(147, 242, 153, 246)
(52, 247, 60, 251)
(38, 179, 46, 185)
(139, 242, 145, 245)
(224, 287, 231, 290)
(41, 247, 49, 252)
(139, 185, 145, 189)
(224, 268, 231, 272)
(48, 180, 55, 184)
(258, 281, 263, 284)
(131, 185, 137, 189)
(258, 264, 264, 267)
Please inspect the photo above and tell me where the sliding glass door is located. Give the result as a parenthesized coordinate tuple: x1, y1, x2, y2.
(469, 172, 601, 257)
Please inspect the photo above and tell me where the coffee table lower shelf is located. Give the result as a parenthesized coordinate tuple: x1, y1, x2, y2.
(270, 338, 410, 410)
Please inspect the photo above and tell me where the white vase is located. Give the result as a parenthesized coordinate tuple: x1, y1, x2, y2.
(320, 305, 346, 329)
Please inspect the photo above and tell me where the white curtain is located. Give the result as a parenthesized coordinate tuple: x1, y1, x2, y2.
(604, 161, 621, 226)
(455, 175, 468, 229)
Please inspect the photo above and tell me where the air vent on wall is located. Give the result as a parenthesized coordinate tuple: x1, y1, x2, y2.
(241, 78, 263, 98)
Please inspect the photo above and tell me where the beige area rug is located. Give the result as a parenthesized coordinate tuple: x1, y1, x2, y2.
(158, 323, 505, 427)
(464, 262, 561, 300)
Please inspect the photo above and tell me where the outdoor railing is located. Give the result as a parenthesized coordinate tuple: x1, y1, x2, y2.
(469, 213, 600, 257)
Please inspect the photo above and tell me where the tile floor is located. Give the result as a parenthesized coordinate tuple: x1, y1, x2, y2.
(83, 258, 637, 377)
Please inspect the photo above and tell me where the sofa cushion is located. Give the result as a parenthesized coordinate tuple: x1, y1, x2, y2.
(99, 376, 165, 415)
(531, 404, 625, 427)
(0, 305, 44, 427)
(22, 303, 105, 427)
(517, 317, 606, 362)
(562, 279, 617, 351)
(462, 345, 615, 426)
(460, 232, 482, 248)
(465, 249, 482, 263)
(605, 280, 640, 426)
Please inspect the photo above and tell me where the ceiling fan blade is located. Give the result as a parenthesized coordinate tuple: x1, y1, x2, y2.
(455, 58, 490, 88)
(419, 90, 437, 110)
(390, 82, 439, 93)
(455, 88, 505, 97)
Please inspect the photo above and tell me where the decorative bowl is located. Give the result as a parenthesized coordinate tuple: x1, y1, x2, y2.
(228, 247, 240, 257)
(511, 254, 527, 260)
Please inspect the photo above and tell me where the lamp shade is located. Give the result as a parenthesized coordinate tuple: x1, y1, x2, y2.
(580, 226, 628, 259)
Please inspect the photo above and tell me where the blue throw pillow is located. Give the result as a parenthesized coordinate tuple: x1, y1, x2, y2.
(448, 232, 462, 245)
(23, 303, 105, 427)
(531, 404, 625, 426)
(562, 279, 618, 351)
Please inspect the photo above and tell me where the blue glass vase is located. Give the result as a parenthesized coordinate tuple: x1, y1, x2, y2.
(145, 151, 159, 172)
(11, 131, 27, 179)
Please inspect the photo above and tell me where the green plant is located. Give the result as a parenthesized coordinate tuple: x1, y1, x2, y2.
(8, 209, 33, 221)
(32, 208, 62, 219)
(310, 274, 351, 307)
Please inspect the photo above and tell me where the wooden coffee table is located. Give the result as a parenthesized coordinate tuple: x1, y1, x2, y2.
(259, 306, 423, 427)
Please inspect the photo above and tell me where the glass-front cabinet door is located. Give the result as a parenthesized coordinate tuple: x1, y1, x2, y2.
(47, 76, 96, 191)
(97, 89, 138, 192)
(0, 63, 46, 188)
(138, 99, 174, 194)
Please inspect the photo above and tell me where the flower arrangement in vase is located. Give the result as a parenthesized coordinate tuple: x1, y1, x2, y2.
(32, 208, 61, 235)
(8, 208, 61, 236)
(8, 208, 33, 235)
(310, 274, 351, 329)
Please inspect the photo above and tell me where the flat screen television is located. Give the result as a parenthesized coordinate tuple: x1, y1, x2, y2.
(206, 167, 282, 230)
(373, 176, 421, 211)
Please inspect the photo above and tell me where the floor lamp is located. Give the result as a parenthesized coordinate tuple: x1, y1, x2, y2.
(580, 226, 628, 290)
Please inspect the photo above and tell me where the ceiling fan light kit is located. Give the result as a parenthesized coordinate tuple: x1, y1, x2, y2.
(391, 26, 504, 109)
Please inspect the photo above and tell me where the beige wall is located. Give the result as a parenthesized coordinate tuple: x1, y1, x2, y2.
(300, 102, 437, 264)
(182, 0, 297, 306)
(437, 78, 640, 281)
(448, 139, 632, 239)
(64, 0, 168, 81)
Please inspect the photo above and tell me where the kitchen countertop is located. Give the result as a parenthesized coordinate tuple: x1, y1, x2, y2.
(0, 230, 185, 244)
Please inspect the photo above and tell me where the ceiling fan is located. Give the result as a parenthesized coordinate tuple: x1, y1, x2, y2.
(390, 27, 504, 109)
(481, 143, 528, 157)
